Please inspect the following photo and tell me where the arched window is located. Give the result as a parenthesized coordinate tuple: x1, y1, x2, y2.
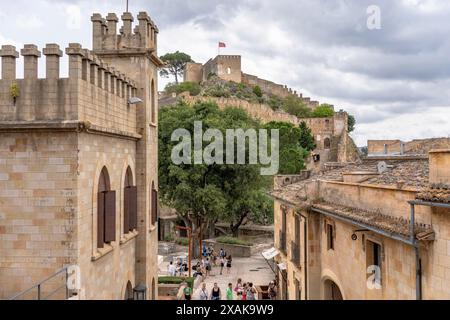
(124, 167, 137, 234)
(151, 182, 158, 226)
(151, 79, 156, 123)
(226, 67, 231, 75)
(324, 138, 331, 150)
(97, 167, 116, 248)
(125, 281, 133, 300)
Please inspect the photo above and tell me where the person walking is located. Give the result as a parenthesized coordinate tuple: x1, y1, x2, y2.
(242, 283, 248, 300)
(226, 255, 232, 274)
(226, 283, 234, 301)
(234, 278, 243, 293)
(199, 283, 209, 301)
(247, 283, 257, 300)
(210, 283, 222, 301)
(168, 261, 176, 276)
(268, 281, 277, 300)
(184, 284, 193, 301)
(219, 256, 225, 275)
(205, 258, 212, 277)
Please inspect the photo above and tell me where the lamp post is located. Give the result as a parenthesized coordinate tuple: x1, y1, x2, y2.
(176, 226, 192, 277)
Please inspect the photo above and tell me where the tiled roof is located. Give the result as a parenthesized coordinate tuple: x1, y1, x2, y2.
(416, 184, 450, 204)
(312, 202, 434, 241)
(364, 159, 429, 189)
(270, 158, 429, 206)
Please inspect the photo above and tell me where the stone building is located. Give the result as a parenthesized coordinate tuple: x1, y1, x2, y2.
(0, 10, 163, 300)
(270, 147, 450, 300)
(184, 55, 321, 110)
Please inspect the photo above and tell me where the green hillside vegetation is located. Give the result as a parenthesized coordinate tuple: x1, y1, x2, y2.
(165, 76, 342, 120)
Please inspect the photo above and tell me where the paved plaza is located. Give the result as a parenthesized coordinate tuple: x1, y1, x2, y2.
(158, 243, 275, 300)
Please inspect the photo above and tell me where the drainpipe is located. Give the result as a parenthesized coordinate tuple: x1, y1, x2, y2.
(410, 204, 422, 300)
(303, 216, 308, 300)
(298, 211, 308, 300)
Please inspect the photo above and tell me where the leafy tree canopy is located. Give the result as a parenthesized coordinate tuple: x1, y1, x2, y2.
(312, 104, 335, 118)
(299, 121, 317, 151)
(348, 114, 356, 133)
(263, 121, 309, 175)
(165, 82, 201, 96)
(281, 96, 312, 118)
(160, 51, 194, 84)
(159, 101, 273, 252)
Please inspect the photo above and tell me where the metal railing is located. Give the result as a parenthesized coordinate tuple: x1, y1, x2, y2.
(9, 267, 71, 300)
(279, 231, 287, 253)
(291, 241, 301, 267)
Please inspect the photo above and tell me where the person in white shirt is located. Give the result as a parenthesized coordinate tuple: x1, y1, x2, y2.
(168, 261, 177, 276)
(199, 283, 209, 301)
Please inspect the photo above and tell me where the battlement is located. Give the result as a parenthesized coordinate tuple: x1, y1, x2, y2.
(92, 11, 158, 52)
(0, 44, 138, 134)
(217, 55, 241, 60)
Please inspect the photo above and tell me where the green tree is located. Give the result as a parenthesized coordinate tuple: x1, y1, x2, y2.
(253, 85, 263, 98)
(282, 96, 312, 118)
(165, 82, 201, 96)
(226, 189, 273, 237)
(263, 121, 309, 174)
(159, 101, 271, 256)
(312, 104, 335, 118)
(348, 114, 356, 133)
(299, 121, 316, 151)
(160, 51, 194, 84)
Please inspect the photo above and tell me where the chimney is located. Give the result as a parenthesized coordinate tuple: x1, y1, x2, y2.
(429, 149, 450, 185)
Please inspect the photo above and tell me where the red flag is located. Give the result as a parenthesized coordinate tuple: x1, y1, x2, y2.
(219, 42, 226, 48)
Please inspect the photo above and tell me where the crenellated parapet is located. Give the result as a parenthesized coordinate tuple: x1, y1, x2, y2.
(92, 11, 159, 52)
(0, 43, 138, 133)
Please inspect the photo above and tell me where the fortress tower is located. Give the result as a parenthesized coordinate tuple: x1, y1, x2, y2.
(0, 11, 162, 300)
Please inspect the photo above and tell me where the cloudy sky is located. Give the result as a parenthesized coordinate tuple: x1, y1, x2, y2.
(1, 0, 449, 146)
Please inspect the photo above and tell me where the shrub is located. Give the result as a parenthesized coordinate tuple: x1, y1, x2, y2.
(216, 236, 253, 246)
(165, 82, 201, 96)
(253, 85, 263, 98)
(164, 235, 174, 242)
(175, 237, 189, 246)
(282, 96, 312, 118)
(312, 104, 335, 118)
(158, 277, 194, 288)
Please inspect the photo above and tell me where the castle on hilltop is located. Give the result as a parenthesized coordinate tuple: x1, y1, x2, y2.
(184, 55, 326, 111)
(0, 11, 162, 300)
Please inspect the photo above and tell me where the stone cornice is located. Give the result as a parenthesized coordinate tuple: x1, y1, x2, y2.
(0, 120, 142, 141)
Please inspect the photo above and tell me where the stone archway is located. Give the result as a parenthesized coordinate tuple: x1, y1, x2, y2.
(324, 279, 343, 300)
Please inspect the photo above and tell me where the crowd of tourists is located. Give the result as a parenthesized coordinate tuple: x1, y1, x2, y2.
(171, 244, 278, 301)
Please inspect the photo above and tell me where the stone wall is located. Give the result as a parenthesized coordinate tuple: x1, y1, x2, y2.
(0, 132, 78, 299)
(184, 62, 203, 83)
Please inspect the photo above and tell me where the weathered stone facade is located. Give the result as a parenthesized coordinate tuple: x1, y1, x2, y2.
(0, 10, 163, 300)
(271, 147, 450, 300)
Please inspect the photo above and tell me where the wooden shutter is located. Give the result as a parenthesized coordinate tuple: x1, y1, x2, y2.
(104, 191, 116, 243)
(129, 186, 138, 231)
(151, 189, 158, 225)
(97, 192, 105, 248)
(124, 187, 130, 234)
